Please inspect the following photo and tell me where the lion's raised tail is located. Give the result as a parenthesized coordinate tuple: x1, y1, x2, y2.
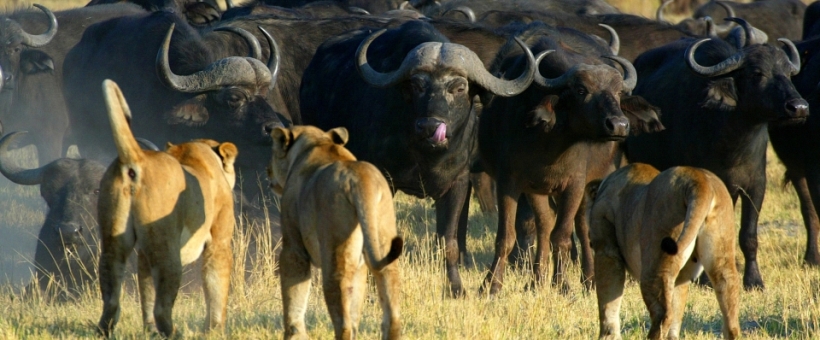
(351, 167, 403, 272)
(103, 79, 143, 165)
(660, 181, 715, 256)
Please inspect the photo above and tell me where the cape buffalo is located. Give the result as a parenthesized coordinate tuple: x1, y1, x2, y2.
(768, 35, 820, 268)
(694, 0, 805, 42)
(0, 131, 105, 299)
(0, 4, 146, 167)
(300, 20, 539, 297)
(479, 22, 662, 294)
(86, 0, 222, 26)
(625, 23, 807, 290)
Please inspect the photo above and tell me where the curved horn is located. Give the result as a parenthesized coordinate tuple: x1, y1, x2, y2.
(443, 6, 475, 22)
(468, 37, 538, 97)
(21, 4, 58, 47)
(136, 137, 160, 151)
(656, 0, 673, 23)
(400, 1, 412, 10)
(724, 17, 767, 46)
(598, 24, 620, 56)
(713, 1, 736, 34)
(779, 38, 801, 76)
(214, 26, 262, 60)
(685, 38, 745, 77)
(356, 29, 418, 88)
(0, 131, 45, 185)
(348, 6, 370, 15)
(534, 50, 579, 90)
(225, 0, 234, 10)
(603, 55, 638, 92)
(702, 16, 717, 37)
(259, 26, 280, 87)
(0, 65, 4, 93)
(157, 24, 269, 93)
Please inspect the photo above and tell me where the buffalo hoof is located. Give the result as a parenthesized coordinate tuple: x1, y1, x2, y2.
(804, 251, 820, 267)
(742, 274, 765, 291)
(459, 251, 475, 268)
(478, 280, 502, 296)
(449, 284, 466, 299)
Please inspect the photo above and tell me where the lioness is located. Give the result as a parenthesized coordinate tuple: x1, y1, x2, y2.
(586, 163, 740, 340)
(268, 125, 403, 340)
(96, 80, 238, 337)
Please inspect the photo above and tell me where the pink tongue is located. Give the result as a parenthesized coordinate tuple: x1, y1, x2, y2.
(432, 123, 447, 142)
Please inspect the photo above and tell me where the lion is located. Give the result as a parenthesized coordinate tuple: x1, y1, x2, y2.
(96, 80, 238, 338)
(585, 163, 740, 340)
(268, 125, 403, 340)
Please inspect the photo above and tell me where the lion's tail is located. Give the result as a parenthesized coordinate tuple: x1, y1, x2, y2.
(660, 180, 715, 256)
(352, 165, 403, 272)
(103, 79, 143, 165)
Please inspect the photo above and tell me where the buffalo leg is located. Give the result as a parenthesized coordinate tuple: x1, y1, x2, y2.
(574, 196, 595, 290)
(457, 182, 472, 267)
(801, 166, 820, 265)
(435, 173, 469, 298)
(525, 193, 555, 289)
(739, 181, 766, 290)
(481, 177, 521, 295)
(550, 184, 584, 293)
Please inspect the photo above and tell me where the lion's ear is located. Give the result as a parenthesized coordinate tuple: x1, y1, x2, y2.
(272, 127, 293, 158)
(166, 142, 175, 149)
(217, 142, 239, 169)
(328, 127, 349, 145)
(585, 179, 603, 202)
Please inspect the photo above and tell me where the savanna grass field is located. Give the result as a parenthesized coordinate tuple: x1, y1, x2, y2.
(1, 0, 819, 338)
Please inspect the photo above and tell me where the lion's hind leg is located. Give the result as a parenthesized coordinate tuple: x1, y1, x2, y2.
(373, 260, 402, 340)
(281, 235, 312, 340)
(97, 211, 136, 337)
(201, 208, 234, 332)
(641, 256, 680, 340)
(321, 233, 365, 340)
(593, 247, 626, 340)
(697, 228, 741, 339)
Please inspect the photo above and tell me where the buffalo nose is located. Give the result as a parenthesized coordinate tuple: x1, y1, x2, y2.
(57, 223, 83, 244)
(415, 117, 443, 135)
(785, 98, 809, 118)
(604, 116, 630, 136)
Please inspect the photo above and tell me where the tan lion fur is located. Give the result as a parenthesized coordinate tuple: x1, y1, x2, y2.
(268, 125, 403, 340)
(586, 163, 740, 340)
(96, 80, 238, 337)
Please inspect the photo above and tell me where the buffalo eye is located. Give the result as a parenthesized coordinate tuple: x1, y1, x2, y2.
(448, 79, 467, 95)
(410, 77, 426, 95)
(576, 87, 587, 96)
(12, 46, 20, 53)
(221, 88, 248, 108)
(93, 189, 100, 195)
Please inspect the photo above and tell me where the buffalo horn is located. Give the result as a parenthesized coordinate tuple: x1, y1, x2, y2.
(348, 7, 370, 15)
(225, 0, 234, 10)
(136, 138, 160, 151)
(685, 38, 745, 77)
(443, 6, 475, 22)
(400, 1, 412, 10)
(703, 16, 717, 37)
(214, 26, 262, 60)
(0, 131, 45, 185)
(598, 24, 620, 56)
(21, 4, 58, 47)
(713, 1, 736, 34)
(725, 17, 767, 46)
(0, 65, 3, 93)
(157, 24, 273, 93)
(259, 26, 280, 87)
(357, 30, 537, 96)
(534, 50, 580, 90)
(603, 55, 637, 92)
(779, 38, 801, 76)
(656, 0, 673, 23)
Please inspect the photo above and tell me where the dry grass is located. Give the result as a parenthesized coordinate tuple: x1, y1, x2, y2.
(0, 0, 819, 338)
(0, 143, 818, 339)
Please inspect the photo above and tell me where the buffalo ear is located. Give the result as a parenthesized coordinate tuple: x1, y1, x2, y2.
(20, 50, 54, 74)
(526, 95, 559, 132)
(167, 94, 210, 126)
(585, 179, 603, 202)
(702, 77, 738, 111)
(272, 127, 293, 158)
(621, 95, 664, 135)
(328, 127, 349, 145)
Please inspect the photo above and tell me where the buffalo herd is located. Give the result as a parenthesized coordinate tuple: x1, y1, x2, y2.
(0, 0, 817, 337)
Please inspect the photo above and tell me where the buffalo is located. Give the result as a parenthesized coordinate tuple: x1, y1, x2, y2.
(767, 35, 820, 268)
(478, 22, 662, 294)
(0, 131, 105, 299)
(625, 20, 807, 290)
(85, 0, 222, 26)
(300, 20, 539, 297)
(0, 4, 146, 167)
(693, 0, 805, 42)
